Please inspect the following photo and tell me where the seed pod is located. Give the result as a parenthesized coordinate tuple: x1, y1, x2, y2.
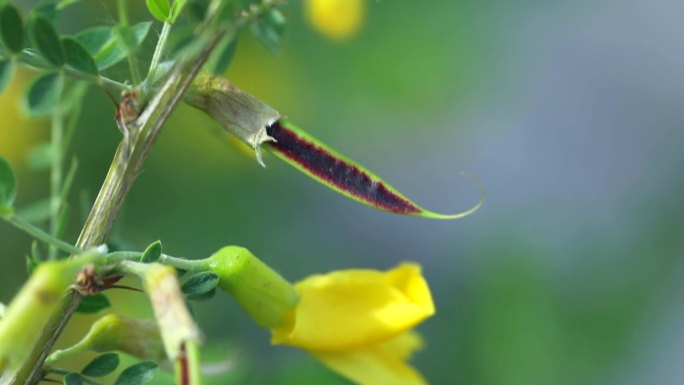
(265, 120, 485, 219)
(187, 74, 484, 219)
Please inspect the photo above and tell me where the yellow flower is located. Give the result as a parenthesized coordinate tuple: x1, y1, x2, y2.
(206, 247, 434, 384)
(271, 263, 435, 385)
(304, 0, 365, 41)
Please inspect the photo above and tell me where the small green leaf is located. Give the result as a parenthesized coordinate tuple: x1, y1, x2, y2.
(76, 293, 111, 313)
(140, 240, 162, 263)
(168, 0, 188, 23)
(0, 4, 24, 53)
(186, 287, 215, 301)
(23, 72, 64, 117)
(114, 361, 158, 385)
(181, 272, 219, 298)
(57, 0, 81, 10)
(115, 25, 137, 52)
(33, 0, 59, 23)
(130, 21, 153, 45)
(116, 22, 151, 54)
(0, 59, 14, 94)
(145, 0, 170, 22)
(63, 372, 84, 385)
(62, 37, 98, 75)
(30, 17, 65, 66)
(0, 156, 17, 211)
(76, 22, 151, 70)
(74, 26, 112, 55)
(250, 8, 286, 53)
(81, 352, 120, 377)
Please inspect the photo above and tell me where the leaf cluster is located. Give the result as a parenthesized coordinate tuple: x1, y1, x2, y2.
(60, 353, 157, 385)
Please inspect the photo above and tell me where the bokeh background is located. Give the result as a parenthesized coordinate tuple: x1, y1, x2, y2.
(2, 0, 684, 384)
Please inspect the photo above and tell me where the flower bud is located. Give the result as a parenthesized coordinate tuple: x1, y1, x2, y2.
(0, 258, 91, 374)
(48, 314, 166, 363)
(206, 246, 298, 329)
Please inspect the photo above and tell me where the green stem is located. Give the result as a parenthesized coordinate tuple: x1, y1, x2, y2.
(147, 21, 172, 80)
(44, 340, 88, 365)
(12, 50, 126, 93)
(116, 0, 128, 25)
(160, 254, 208, 271)
(62, 84, 87, 155)
(10, 289, 84, 384)
(106, 251, 209, 271)
(3, 214, 82, 255)
(117, 0, 142, 85)
(60, 158, 78, 204)
(48, 87, 64, 260)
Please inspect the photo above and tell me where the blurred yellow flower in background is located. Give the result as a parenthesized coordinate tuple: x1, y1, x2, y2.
(304, 0, 365, 41)
(0, 70, 44, 165)
(272, 263, 434, 385)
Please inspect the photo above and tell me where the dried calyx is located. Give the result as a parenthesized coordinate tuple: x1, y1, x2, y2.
(186, 74, 281, 166)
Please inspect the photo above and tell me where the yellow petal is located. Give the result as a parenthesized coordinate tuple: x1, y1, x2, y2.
(312, 332, 428, 385)
(304, 0, 364, 41)
(272, 263, 434, 351)
(381, 331, 424, 361)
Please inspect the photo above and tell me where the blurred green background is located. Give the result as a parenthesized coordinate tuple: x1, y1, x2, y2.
(2, 0, 684, 384)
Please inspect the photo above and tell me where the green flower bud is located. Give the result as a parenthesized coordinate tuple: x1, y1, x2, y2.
(0, 258, 92, 374)
(207, 246, 298, 329)
(48, 314, 166, 364)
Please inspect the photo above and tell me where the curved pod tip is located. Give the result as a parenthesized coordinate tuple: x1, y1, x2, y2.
(415, 171, 486, 220)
